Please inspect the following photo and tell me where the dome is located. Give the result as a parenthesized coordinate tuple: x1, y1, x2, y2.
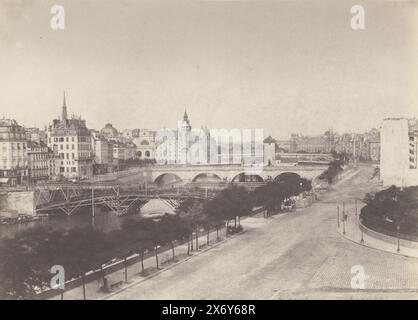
(0, 118, 18, 127)
(100, 123, 119, 137)
(140, 140, 150, 145)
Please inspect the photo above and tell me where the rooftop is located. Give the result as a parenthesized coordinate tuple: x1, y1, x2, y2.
(27, 140, 48, 149)
(263, 136, 277, 144)
(0, 118, 19, 127)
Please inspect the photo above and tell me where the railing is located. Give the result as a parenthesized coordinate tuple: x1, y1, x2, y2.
(360, 212, 418, 242)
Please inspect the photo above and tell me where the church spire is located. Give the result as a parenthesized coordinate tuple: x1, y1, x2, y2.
(181, 109, 191, 132)
(62, 91, 68, 121)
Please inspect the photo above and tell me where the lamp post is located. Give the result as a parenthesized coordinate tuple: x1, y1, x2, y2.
(337, 205, 340, 228)
(397, 224, 401, 253)
(359, 217, 364, 244)
(342, 201, 346, 235)
(343, 216, 346, 235)
(91, 187, 95, 217)
(355, 198, 357, 217)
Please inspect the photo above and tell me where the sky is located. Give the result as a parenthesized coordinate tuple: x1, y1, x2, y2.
(0, 0, 417, 139)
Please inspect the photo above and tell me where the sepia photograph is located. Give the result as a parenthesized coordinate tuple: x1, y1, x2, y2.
(0, 0, 418, 308)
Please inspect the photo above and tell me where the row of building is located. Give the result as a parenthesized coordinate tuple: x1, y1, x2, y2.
(0, 95, 152, 186)
(1, 94, 261, 186)
(95, 110, 264, 167)
(0, 119, 45, 186)
(277, 129, 380, 161)
(262, 128, 381, 166)
(1, 93, 384, 187)
(265, 117, 418, 188)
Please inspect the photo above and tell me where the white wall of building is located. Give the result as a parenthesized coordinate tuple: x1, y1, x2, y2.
(380, 118, 418, 187)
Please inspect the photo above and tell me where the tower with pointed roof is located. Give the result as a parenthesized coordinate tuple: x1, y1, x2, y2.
(62, 91, 68, 122)
(47, 92, 93, 179)
(177, 110, 192, 164)
(180, 109, 192, 132)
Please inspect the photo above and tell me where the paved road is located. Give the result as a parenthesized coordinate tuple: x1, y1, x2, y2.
(108, 165, 418, 299)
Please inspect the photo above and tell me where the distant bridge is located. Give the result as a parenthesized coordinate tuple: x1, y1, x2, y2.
(113, 164, 327, 186)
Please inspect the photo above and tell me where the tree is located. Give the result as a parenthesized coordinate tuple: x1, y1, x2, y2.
(331, 150, 349, 164)
(121, 218, 155, 274)
(299, 178, 312, 192)
(0, 237, 43, 299)
(319, 160, 343, 184)
(0, 227, 65, 300)
(206, 186, 252, 233)
(252, 183, 281, 217)
(176, 199, 205, 251)
(59, 227, 111, 298)
(157, 214, 189, 260)
(252, 175, 312, 218)
(360, 186, 418, 236)
(203, 213, 224, 243)
(106, 229, 135, 283)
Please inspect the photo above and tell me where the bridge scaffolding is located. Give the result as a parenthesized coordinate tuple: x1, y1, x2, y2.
(34, 183, 213, 216)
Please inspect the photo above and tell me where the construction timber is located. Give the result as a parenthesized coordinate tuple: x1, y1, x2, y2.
(33, 183, 213, 216)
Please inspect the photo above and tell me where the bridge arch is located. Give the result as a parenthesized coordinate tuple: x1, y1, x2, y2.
(232, 172, 264, 183)
(274, 172, 301, 183)
(154, 173, 183, 187)
(192, 173, 222, 183)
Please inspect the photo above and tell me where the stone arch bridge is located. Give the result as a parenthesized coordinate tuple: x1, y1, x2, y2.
(117, 164, 327, 186)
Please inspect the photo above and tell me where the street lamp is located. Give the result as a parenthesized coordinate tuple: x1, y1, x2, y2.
(359, 217, 364, 244)
(396, 224, 401, 253)
(337, 205, 340, 228)
(342, 211, 346, 235)
(342, 202, 347, 235)
(355, 198, 357, 217)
